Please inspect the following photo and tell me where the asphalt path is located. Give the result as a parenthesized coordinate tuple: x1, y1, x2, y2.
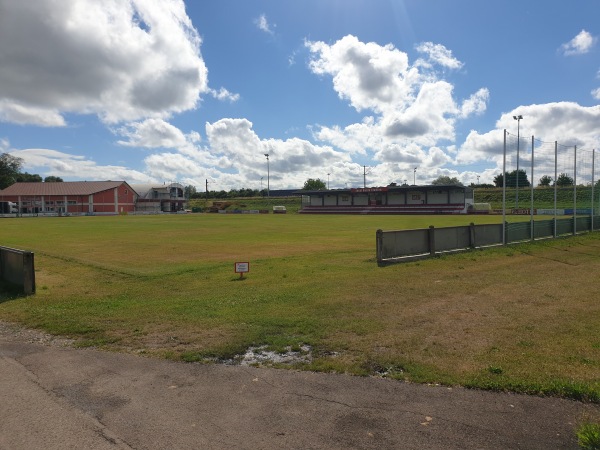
(1, 322, 598, 449)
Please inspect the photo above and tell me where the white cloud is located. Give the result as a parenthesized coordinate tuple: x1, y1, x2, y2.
(306, 35, 487, 179)
(117, 119, 194, 149)
(0, 0, 209, 126)
(592, 87, 600, 101)
(209, 88, 240, 102)
(460, 88, 490, 118)
(560, 30, 597, 56)
(0, 100, 66, 127)
(415, 42, 463, 70)
(255, 14, 274, 35)
(306, 35, 414, 114)
(455, 103, 600, 169)
(9, 148, 153, 183)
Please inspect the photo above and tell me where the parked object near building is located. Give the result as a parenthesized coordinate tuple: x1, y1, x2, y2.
(0, 201, 17, 214)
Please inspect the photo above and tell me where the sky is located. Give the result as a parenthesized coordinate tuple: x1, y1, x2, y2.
(1, 0, 600, 191)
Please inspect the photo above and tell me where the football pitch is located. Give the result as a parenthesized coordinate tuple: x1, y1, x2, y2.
(1, 213, 599, 401)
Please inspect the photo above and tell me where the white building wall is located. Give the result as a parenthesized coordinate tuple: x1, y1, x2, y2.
(338, 194, 352, 206)
(450, 189, 465, 203)
(387, 192, 405, 205)
(353, 194, 369, 206)
(407, 191, 424, 205)
(310, 196, 323, 206)
(428, 190, 447, 204)
(324, 195, 337, 206)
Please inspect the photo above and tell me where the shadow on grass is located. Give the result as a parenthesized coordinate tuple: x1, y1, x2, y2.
(0, 280, 30, 305)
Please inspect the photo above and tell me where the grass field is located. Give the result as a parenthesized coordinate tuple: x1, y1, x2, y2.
(1, 213, 599, 402)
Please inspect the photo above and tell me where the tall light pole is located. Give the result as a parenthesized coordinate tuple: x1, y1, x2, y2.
(260, 177, 263, 191)
(413, 167, 417, 186)
(477, 175, 480, 185)
(513, 114, 523, 207)
(264, 153, 270, 197)
(327, 173, 330, 189)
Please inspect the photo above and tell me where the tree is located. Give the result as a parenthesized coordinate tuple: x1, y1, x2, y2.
(0, 153, 24, 189)
(493, 170, 530, 188)
(44, 176, 63, 182)
(431, 176, 463, 186)
(184, 185, 196, 198)
(538, 175, 552, 187)
(555, 173, 573, 187)
(493, 173, 504, 187)
(16, 172, 42, 182)
(302, 178, 327, 190)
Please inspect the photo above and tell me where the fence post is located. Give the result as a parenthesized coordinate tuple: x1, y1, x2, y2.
(22, 252, 35, 295)
(376, 229, 383, 264)
(469, 222, 476, 248)
(428, 225, 436, 256)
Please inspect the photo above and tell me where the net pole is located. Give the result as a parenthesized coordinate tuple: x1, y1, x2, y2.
(554, 141, 558, 238)
(502, 130, 507, 244)
(574, 145, 577, 235)
(592, 149, 596, 231)
(530, 135, 534, 240)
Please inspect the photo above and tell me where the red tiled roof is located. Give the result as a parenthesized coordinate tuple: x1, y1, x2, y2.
(0, 181, 134, 196)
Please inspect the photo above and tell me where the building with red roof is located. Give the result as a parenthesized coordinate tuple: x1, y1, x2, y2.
(0, 181, 137, 215)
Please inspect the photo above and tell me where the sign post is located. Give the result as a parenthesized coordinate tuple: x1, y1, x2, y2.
(234, 262, 249, 279)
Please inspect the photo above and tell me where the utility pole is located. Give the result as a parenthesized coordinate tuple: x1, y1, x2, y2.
(205, 179, 209, 200)
(363, 166, 367, 188)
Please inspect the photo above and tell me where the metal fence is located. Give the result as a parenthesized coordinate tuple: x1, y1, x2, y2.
(501, 131, 598, 228)
(376, 217, 600, 264)
(0, 246, 35, 294)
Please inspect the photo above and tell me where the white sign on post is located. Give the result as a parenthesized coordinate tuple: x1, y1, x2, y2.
(234, 262, 249, 278)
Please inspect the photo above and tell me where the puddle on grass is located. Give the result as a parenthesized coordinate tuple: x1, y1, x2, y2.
(224, 344, 313, 366)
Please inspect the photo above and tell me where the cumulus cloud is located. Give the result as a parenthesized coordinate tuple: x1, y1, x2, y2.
(306, 35, 486, 174)
(117, 119, 196, 149)
(560, 30, 597, 56)
(0, 0, 209, 126)
(455, 103, 600, 169)
(415, 42, 463, 70)
(306, 35, 414, 114)
(209, 88, 240, 102)
(9, 148, 153, 183)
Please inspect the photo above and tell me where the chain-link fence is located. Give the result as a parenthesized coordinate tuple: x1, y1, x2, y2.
(501, 130, 599, 240)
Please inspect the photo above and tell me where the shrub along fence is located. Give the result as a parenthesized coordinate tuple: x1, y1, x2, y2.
(0, 246, 35, 294)
(376, 216, 600, 264)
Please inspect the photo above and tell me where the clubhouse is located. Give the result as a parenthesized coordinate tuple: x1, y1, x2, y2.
(299, 185, 474, 215)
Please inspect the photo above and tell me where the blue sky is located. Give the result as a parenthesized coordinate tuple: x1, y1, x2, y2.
(1, 0, 599, 190)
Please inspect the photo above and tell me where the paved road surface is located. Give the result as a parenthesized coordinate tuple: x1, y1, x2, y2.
(1, 323, 598, 449)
